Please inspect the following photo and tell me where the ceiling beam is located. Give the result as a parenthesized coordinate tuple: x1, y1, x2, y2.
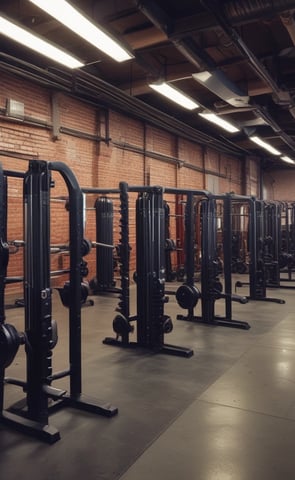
(123, 26, 167, 49)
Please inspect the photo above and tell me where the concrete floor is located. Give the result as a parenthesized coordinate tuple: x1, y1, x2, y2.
(1, 279, 295, 480)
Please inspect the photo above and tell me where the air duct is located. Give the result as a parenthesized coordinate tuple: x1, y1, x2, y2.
(135, 0, 295, 155)
(192, 69, 249, 107)
(200, 0, 295, 150)
(224, 0, 295, 24)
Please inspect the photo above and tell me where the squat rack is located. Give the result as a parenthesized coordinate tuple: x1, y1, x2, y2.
(102, 182, 194, 357)
(175, 192, 250, 329)
(0, 160, 117, 443)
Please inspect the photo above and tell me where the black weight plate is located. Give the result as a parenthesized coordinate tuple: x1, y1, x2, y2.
(176, 284, 200, 309)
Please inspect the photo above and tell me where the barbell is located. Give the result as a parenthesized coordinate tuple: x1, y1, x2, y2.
(8, 238, 115, 256)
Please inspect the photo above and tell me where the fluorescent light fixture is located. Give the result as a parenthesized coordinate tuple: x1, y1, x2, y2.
(199, 112, 239, 133)
(250, 136, 281, 155)
(29, 0, 133, 62)
(0, 15, 83, 69)
(281, 156, 295, 164)
(149, 82, 199, 110)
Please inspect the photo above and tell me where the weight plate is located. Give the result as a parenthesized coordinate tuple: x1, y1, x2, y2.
(176, 284, 200, 309)
(162, 315, 173, 334)
(113, 313, 132, 334)
(0, 324, 21, 368)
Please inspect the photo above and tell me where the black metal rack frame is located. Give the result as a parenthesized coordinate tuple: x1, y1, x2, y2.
(103, 182, 194, 357)
(236, 198, 285, 302)
(176, 193, 250, 330)
(0, 160, 117, 444)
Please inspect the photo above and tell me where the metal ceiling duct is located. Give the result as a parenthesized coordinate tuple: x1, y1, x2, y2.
(200, 0, 295, 149)
(280, 10, 295, 47)
(135, 0, 295, 38)
(135, 0, 295, 155)
(192, 70, 250, 107)
(200, 0, 286, 97)
(223, 0, 295, 23)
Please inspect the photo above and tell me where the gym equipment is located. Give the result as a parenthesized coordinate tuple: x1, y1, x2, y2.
(5, 238, 94, 308)
(279, 201, 294, 271)
(177, 193, 250, 329)
(231, 202, 249, 274)
(0, 160, 117, 443)
(277, 201, 295, 284)
(57, 279, 91, 308)
(0, 163, 10, 413)
(8, 237, 93, 256)
(103, 183, 193, 357)
(235, 198, 285, 302)
(55, 236, 94, 308)
(262, 201, 280, 288)
(0, 323, 25, 369)
(175, 194, 186, 281)
(91, 196, 117, 293)
(164, 201, 177, 282)
(270, 200, 295, 289)
(80, 187, 122, 296)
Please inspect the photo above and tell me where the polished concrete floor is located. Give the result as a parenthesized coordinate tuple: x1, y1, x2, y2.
(1, 279, 295, 480)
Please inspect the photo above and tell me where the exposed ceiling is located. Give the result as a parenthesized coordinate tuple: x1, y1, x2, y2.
(2, 0, 295, 169)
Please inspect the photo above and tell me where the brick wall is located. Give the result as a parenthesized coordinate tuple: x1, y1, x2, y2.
(263, 169, 295, 200)
(245, 157, 260, 196)
(0, 71, 260, 296)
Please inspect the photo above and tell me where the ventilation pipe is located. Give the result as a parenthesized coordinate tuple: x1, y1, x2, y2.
(280, 10, 295, 45)
(200, 0, 295, 142)
(135, 0, 295, 152)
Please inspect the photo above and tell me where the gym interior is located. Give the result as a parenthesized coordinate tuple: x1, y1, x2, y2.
(1, 1, 295, 479)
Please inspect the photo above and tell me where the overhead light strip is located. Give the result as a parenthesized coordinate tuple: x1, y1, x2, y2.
(250, 136, 281, 155)
(29, 0, 133, 62)
(149, 82, 199, 110)
(281, 156, 295, 164)
(199, 112, 239, 133)
(0, 15, 83, 69)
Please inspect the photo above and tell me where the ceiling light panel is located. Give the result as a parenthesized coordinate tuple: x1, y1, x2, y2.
(199, 112, 239, 133)
(281, 156, 295, 164)
(29, 0, 133, 62)
(250, 136, 281, 155)
(0, 15, 83, 68)
(149, 82, 199, 110)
